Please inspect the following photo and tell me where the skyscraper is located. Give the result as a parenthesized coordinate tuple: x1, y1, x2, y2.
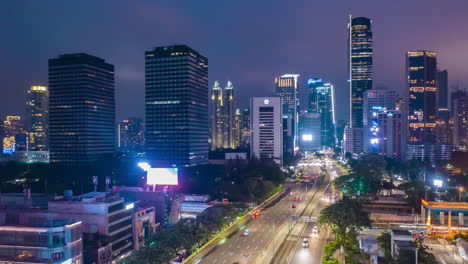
(240, 108, 251, 148)
(26, 85, 48, 151)
(345, 16, 373, 156)
(275, 74, 299, 155)
(453, 92, 468, 151)
(3, 116, 26, 154)
(210, 81, 237, 150)
(307, 78, 336, 148)
(145, 45, 209, 166)
(348, 16, 373, 128)
(250, 97, 282, 165)
(49, 53, 115, 166)
(299, 112, 322, 151)
(211, 81, 224, 150)
(377, 110, 405, 160)
(233, 109, 242, 148)
(437, 69, 448, 109)
(118, 118, 144, 152)
(406, 51, 438, 162)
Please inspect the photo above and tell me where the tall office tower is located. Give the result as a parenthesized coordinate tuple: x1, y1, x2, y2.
(453, 94, 468, 151)
(363, 88, 399, 152)
(437, 69, 449, 109)
(210, 81, 237, 150)
(346, 16, 373, 155)
(211, 81, 224, 150)
(275, 74, 299, 155)
(307, 78, 322, 112)
(49, 53, 115, 166)
(145, 45, 209, 166)
(250, 97, 282, 165)
(451, 90, 468, 117)
(299, 112, 322, 151)
(348, 16, 373, 128)
(307, 78, 336, 147)
(118, 118, 145, 152)
(0, 117, 3, 152)
(225, 81, 237, 148)
(233, 109, 242, 148)
(406, 51, 438, 162)
(26, 85, 48, 151)
(336, 120, 347, 148)
(377, 110, 405, 160)
(240, 108, 251, 148)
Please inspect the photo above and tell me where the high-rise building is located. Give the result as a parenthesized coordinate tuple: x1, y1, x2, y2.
(210, 81, 237, 150)
(2, 116, 26, 154)
(345, 16, 373, 156)
(26, 85, 48, 151)
(49, 53, 115, 166)
(406, 51, 438, 162)
(453, 93, 468, 151)
(377, 110, 405, 160)
(348, 16, 373, 128)
(275, 74, 299, 155)
(307, 79, 337, 148)
(118, 118, 145, 152)
(240, 108, 251, 148)
(299, 112, 322, 151)
(437, 69, 448, 109)
(250, 97, 282, 165)
(145, 45, 209, 166)
(233, 109, 241, 148)
(363, 88, 399, 152)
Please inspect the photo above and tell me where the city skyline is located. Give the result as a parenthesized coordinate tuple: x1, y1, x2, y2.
(2, 1, 468, 122)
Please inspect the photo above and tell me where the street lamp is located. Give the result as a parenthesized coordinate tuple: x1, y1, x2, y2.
(458, 186, 464, 202)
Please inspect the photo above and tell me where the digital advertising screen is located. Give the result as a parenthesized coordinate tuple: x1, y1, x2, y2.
(146, 168, 179, 185)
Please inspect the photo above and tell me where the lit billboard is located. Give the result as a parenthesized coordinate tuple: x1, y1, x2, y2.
(147, 168, 179, 185)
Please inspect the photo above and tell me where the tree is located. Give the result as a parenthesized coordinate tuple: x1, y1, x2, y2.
(377, 232, 393, 263)
(398, 180, 435, 210)
(318, 197, 370, 244)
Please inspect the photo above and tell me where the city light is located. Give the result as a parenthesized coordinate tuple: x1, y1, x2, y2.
(433, 179, 443, 188)
(302, 134, 313, 141)
(138, 162, 151, 171)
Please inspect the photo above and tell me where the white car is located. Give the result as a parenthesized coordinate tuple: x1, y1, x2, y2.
(302, 238, 309, 248)
(243, 229, 251, 236)
(312, 226, 319, 233)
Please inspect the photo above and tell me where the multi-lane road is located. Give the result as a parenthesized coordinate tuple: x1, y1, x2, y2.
(192, 160, 328, 264)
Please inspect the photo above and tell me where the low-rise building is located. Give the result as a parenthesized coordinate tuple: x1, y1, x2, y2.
(132, 202, 158, 251)
(0, 210, 83, 264)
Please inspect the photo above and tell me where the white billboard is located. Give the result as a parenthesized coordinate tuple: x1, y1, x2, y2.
(147, 168, 179, 185)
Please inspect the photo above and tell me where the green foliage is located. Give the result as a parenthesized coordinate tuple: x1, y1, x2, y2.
(335, 154, 387, 196)
(121, 205, 241, 264)
(318, 197, 370, 244)
(322, 241, 340, 264)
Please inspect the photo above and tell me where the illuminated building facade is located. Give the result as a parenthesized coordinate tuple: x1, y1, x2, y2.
(275, 74, 299, 155)
(299, 112, 321, 151)
(2, 116, 26, 154)
(0, 212, 82, 264)
(348, 16, 373, 128)
(363, 88, 400, 153)
(377, 110, 404, 160)
(453, 93, 468, 151)
(240, 108, 251, 148)
(145, 45, 209, 166)
(307, 79, 336, 147)
(49, 53, 115, 167)
(406, 51, 438, 162)
(26, 85, 48, 151)
(118, 118, 144, 152)
(210, 81, 237, 150)
(250, 97, 282, 165)
(233, 109, 241, 148)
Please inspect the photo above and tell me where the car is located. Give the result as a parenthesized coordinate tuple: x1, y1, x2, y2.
(243, 229, 251, 236)
(302, 238, 309, 248)
(312, 226, 319, 233)
(292, 204, 297, 208)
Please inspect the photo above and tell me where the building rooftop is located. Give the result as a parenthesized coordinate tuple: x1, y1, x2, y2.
(422, 200, 468, 212)
(392, 230, 412, 236)
(394, 240, 417, 250)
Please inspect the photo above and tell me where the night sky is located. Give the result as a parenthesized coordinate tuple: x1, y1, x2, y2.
(1, 0, 467, 122)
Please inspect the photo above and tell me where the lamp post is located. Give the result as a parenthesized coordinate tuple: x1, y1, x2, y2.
(459, 187, 464, 202)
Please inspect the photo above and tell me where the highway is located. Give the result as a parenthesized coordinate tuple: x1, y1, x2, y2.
(193, 162, 325, 264)
(275, 162, 342, 264)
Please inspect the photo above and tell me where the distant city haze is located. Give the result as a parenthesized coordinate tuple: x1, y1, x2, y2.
(1, 0, 468, 121)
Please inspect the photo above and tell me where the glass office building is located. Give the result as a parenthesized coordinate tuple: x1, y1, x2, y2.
(145, 45, 209, 166)
(48, 53, 115, 167)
